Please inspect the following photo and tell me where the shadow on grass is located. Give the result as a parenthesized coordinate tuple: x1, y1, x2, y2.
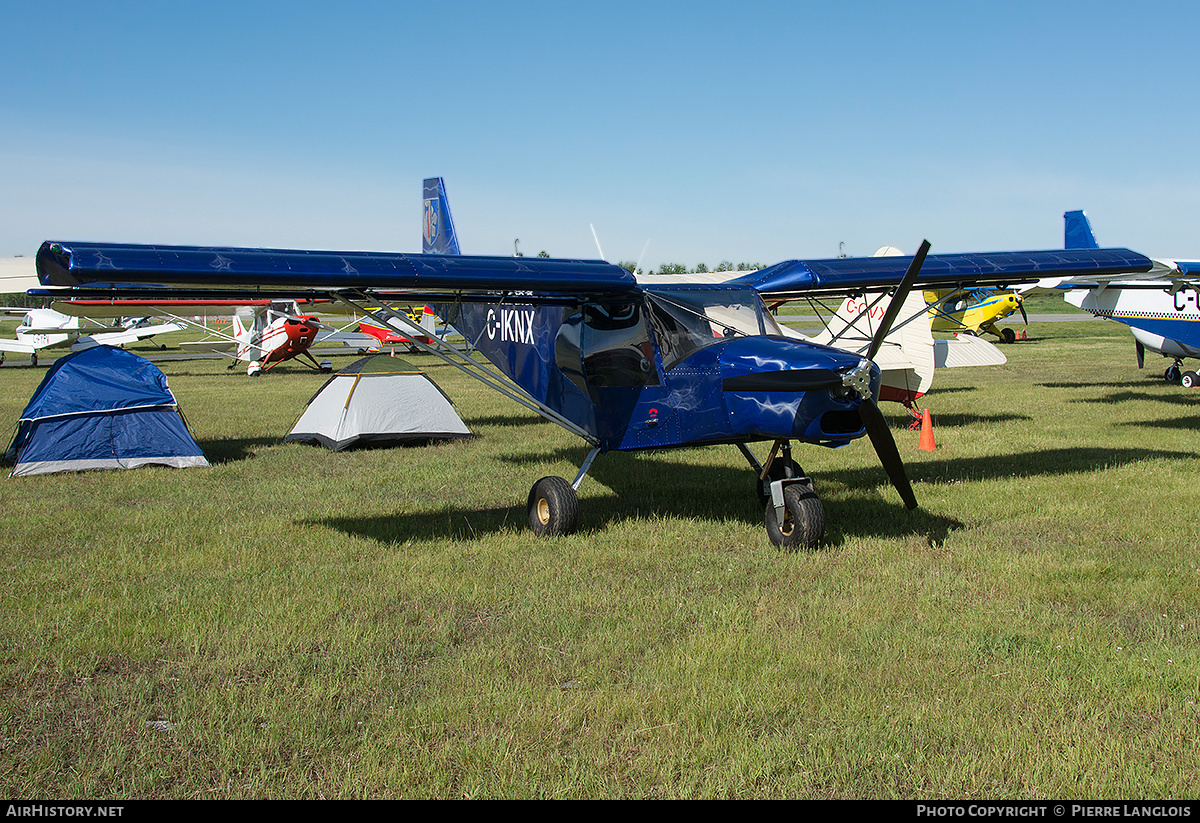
(314, 443, 1195, 549)
(195, 436, 282, 464)
(920, 412, 1034, 428)
(311, 448, 963, 549)
(893, 445, 1195, 487)
(1125, 415, 1200, 432)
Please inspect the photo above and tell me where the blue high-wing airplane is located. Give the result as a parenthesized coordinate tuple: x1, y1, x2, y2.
(32, 204, 1152, 548)
(1058, 210, 1200, 385)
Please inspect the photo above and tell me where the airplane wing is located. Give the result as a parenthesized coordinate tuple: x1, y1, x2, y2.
(86, 321, 187, 347)
(1019, 210, 1191, 293)
(35, 242, 639, 301)
(0, 257, 42, 294)
(736, 248, 1156, 299)
(0, 339, 38, 355)
(49, 298, 333, 318)
(33, 241, 1154, 307)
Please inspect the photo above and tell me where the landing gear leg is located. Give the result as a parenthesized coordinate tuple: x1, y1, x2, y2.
(904, 399, 923, 430)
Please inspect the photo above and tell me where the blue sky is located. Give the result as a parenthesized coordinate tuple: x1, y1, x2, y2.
(3, 1, 1198, 269)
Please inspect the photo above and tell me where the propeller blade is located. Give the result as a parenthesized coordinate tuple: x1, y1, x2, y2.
(1018, 296, 1029, 325)
(722, 369, 841, 393)
(1136, 340, 1145, 369)
(866, 239, 931, 362)
(858, 399, 918, 510)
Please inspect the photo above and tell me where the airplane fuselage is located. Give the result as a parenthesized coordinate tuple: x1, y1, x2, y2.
(438, 285, 875, 454)
(234, 310, 321, 367)
(925, 288, 1023, 337)
(1066, 282, 1200, 357)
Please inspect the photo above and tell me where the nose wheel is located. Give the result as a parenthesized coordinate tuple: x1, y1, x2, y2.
(741, 440, 826, 550)
(764, 482, 826, 550)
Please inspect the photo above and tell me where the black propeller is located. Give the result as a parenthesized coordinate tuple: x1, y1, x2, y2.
(723, 241, 929, 510)
(856, 239, 928, 510)
(859, 397, 918, 509)
(1017, 294, 1029, 325)
(1136, 340, 1145, 369)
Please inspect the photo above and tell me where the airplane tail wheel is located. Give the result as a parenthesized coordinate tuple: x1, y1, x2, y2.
(765, 484, 825, 550)
(527, 476, 579, 536)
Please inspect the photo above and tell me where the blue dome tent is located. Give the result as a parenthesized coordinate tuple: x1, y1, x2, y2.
(4, 346, 209, 477)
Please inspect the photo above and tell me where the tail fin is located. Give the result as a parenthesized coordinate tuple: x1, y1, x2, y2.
(1064, 210, 1099, 249)
(422, 177, 461, 255)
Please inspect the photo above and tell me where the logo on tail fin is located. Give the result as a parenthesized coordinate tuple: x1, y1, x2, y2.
(422, 178, 461, 255)
(424, 198, 440, 247)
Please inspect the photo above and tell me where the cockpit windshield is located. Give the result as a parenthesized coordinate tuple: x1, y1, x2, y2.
(646, 288, 782, 370)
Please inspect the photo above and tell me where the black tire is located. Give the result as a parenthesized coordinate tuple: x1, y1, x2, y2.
(765, 483, 825, 550)
(1183, 371, 1199, 389)
(1000, 328, 1016, 344)
(527, 476, 579, 536)
(1166, 364, 1182, 383)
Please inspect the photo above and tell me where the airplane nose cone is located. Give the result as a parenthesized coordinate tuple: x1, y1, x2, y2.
(717, 336, 876, 443)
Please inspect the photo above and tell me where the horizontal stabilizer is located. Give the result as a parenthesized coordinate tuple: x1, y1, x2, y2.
(933, 334, 1007, 369)
(179, 340, 237, 353)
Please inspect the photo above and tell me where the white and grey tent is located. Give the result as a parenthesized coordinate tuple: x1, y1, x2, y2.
(285, 355, 471, 451)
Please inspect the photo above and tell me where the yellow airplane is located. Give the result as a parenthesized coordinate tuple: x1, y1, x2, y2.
(924, 287, 1028, 343)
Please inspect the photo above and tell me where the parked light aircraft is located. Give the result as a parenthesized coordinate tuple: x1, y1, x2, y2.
(923, 287, 1028, 343)
(31, 220, 1152, 548)
(51, 298, 345, 375)
(422, 177, 1008, 426)
(0, 306, 184, 366)
(1056, 210, 1200, 386)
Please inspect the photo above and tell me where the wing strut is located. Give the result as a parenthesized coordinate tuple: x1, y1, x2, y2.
(331, 290, 601, 446)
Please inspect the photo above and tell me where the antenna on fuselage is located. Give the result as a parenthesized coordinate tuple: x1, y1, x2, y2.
(590, 224, 606, 261)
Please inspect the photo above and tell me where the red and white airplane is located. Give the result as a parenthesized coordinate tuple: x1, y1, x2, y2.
(51, 298, 340, 375)
(353, 305, 438, 353)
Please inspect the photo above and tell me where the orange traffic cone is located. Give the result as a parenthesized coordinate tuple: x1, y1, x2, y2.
(918, 409, 936, 451)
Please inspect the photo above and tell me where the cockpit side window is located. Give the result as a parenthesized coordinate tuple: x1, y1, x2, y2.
(557, 301, 659, 391)
(646, 289, 776, 370)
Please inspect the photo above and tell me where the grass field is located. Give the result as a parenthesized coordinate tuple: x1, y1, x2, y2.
(0, 313, 1197, 799)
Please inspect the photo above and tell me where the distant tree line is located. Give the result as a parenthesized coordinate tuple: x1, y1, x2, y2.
(0, 293, 49, 309)
(616, 261, 765, 276)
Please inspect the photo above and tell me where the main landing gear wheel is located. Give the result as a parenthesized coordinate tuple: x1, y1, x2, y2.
(765, 483, 826, 551)
(1000, 327, 1016, 344)
(527, 476, 579, 536)
(1183, 371, 1200, 389)
(1165, 363, 1182, 383)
